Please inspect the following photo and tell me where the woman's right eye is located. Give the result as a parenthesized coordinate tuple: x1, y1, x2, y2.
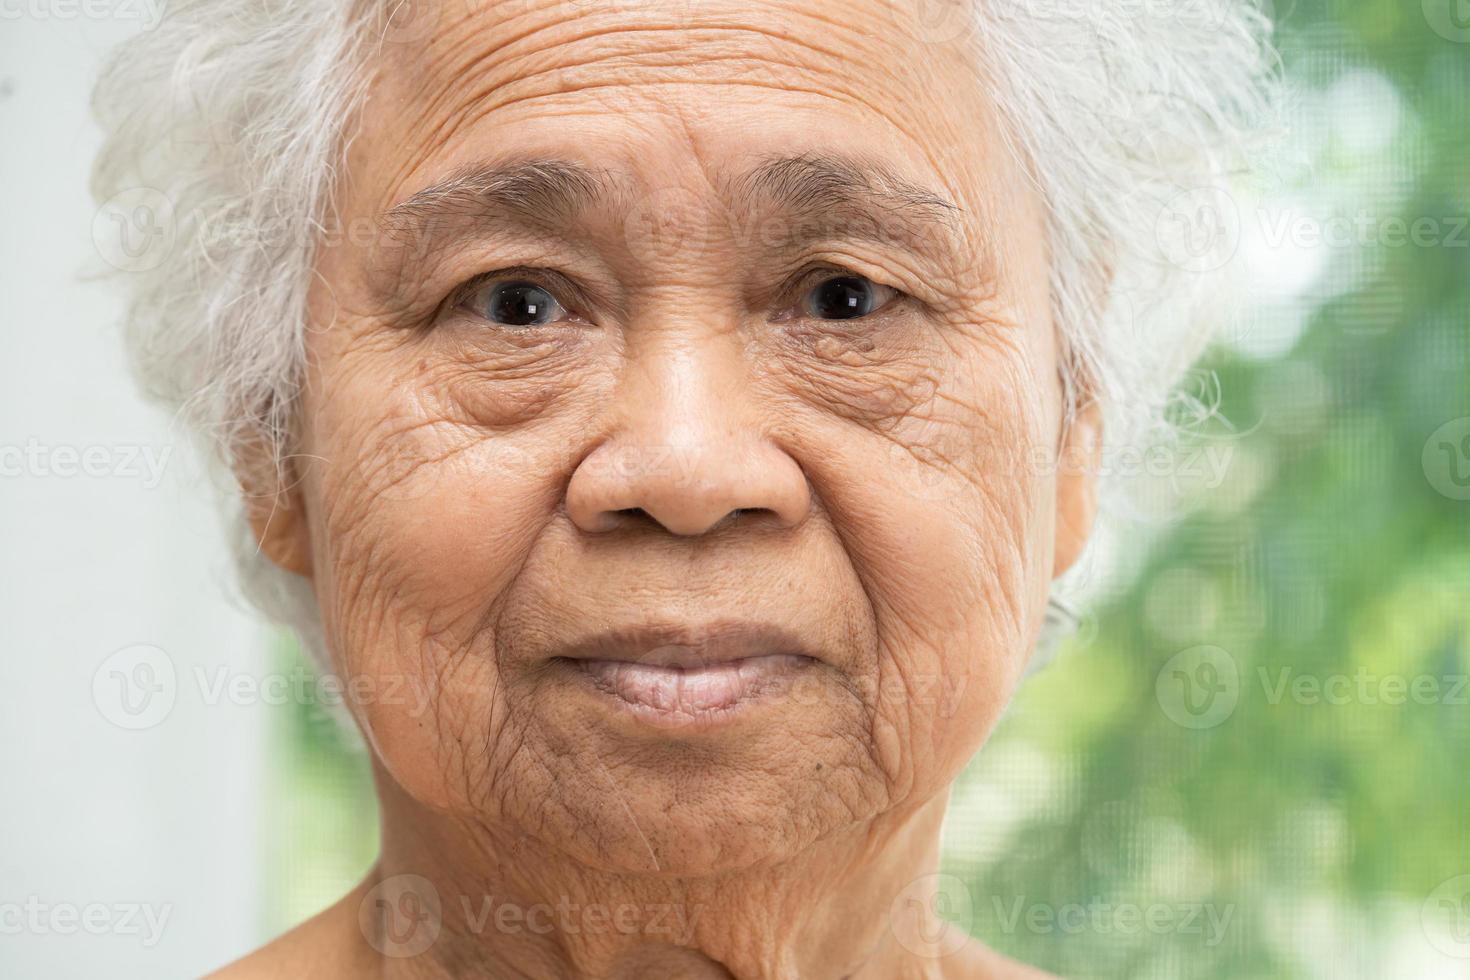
(460, 279, 569, 327)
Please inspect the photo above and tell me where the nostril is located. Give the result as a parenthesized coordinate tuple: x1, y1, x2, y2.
(709, 507, 770, 533)
(611, 507, 658, 529)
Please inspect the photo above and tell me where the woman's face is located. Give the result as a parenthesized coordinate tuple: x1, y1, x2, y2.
(269, 0, 1097, 874)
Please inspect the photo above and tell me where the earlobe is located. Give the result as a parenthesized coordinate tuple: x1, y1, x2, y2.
(1052, 400, 1102, 578)
(245, 489, 313, 576)
(238, 452, 314, 577)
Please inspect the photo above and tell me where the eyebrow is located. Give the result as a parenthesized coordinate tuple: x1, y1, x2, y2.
(372, 153, 968, 301)
(725, 152, 963, 254)
(382, 158, 626, 240)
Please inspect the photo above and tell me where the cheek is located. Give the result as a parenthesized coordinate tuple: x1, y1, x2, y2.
(297, 337, 600, 810)
(779, 328, 1058, 794)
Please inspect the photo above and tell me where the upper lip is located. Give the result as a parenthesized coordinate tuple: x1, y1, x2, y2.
(552, 620, 819, 670)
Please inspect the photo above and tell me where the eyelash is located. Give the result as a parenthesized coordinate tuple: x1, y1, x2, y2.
(776, 264, 904, 319)
(440, 263, 908, 328)
(446, 266, 587, 323)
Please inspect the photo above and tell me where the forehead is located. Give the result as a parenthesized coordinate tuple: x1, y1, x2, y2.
(353, 0, 1011, 218)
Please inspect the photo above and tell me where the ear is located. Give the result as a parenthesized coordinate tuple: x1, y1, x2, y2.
(236, 439, 314, 578)
(1052, 398, 1102, 578)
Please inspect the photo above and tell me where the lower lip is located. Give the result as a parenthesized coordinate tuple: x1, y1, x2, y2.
(563, 654, 814, 728)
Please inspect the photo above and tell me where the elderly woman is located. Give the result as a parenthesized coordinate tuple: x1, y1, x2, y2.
(93, 0, 1274, 976)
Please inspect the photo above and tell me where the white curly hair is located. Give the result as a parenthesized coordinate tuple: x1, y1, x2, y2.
(90, 0, 1280, 671)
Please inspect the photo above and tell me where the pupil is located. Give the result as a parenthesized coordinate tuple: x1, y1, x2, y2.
(489, 282, 553, 326)
(812, 276, 873, 319)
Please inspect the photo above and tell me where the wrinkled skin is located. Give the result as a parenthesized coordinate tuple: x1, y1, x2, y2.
(221, 0, 1098, 977)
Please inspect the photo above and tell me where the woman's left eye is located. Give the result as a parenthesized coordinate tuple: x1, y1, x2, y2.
(802, 275, 897, 320)
(460, 279, 569, 327)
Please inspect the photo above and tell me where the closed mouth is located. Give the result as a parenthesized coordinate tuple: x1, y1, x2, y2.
(547, 620, 822, 722)
(569, 654, 814, 714)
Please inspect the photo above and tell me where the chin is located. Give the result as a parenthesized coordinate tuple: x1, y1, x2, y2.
(477, 663, 893, 875)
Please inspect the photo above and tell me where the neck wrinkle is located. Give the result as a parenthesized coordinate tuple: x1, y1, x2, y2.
(361, 779, 957, 980)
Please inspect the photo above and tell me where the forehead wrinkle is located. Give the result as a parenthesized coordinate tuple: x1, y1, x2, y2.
(381, 2, 946, 181)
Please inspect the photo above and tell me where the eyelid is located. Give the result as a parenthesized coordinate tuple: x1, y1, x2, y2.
(778, 265, 902, 320)
(447, 266, 589, 324)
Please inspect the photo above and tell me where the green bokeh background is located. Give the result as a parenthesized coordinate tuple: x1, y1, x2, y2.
(260, 3, 1470, 976)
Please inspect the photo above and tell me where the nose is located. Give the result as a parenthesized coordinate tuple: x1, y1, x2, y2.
(566, 342, 810, 536)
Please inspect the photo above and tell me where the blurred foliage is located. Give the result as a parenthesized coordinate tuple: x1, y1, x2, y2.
(264, 2, 1469, 976)
(950, 1, 1470, 976)
(263, 636, 377, 937)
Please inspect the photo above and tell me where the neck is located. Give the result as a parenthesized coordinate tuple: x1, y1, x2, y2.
(357, 775, 959, 980)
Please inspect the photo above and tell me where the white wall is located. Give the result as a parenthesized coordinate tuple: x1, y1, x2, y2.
(1, 6, 271, 977)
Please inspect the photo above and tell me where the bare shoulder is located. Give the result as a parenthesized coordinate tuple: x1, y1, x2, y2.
(204, 880, 375, 980)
